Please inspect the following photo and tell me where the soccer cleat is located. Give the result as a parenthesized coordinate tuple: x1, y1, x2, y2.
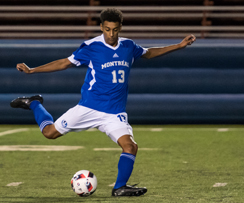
(112, 184, 147, 196)
(10, 95, 43, 110)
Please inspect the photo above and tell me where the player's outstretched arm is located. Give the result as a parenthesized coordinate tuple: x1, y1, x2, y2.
(16, 58, 73, 74)
(142, 34, 196, 59)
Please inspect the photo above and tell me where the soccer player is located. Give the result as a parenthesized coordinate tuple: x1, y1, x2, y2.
(10, 8, 196, 196)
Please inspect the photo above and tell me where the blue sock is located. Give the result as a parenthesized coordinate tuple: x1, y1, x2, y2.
(30, 101, 54, 132)
(114, 153, 136, 189)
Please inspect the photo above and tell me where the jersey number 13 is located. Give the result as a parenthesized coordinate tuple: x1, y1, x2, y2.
(112, 70, 125, 83)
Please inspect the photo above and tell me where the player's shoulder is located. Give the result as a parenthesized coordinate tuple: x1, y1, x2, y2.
(119, 37, 142, 50)
(84, 35, 103, 46)
(76, 35, 103, 51)
(119, 37, 136, 46)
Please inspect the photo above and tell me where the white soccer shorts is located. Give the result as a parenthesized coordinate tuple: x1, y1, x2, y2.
(54, 105, 133, 143)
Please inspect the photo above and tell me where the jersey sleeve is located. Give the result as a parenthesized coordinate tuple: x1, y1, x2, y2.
(132, 41, 148, 61)
(68, 43, 91, 66)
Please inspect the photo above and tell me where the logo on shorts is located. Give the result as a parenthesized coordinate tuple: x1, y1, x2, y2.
(61, 120, 67, 128)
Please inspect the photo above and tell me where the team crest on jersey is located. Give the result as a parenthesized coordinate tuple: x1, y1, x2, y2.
(61, 120, 68, 128)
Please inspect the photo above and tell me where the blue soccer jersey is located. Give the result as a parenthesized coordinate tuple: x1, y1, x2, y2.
(68, 34, 147, 114)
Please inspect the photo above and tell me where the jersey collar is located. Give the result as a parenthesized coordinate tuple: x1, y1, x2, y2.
(101, 34, 121, 50)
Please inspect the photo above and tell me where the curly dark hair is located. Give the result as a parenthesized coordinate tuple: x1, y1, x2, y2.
(100, 8, 123, 24)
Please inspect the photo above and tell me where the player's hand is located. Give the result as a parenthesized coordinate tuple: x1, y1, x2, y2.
(16, 63, 32, 73)
(179, 34, 196, 48)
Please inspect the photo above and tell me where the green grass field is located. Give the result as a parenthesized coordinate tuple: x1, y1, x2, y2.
(1, 125, 244, 203)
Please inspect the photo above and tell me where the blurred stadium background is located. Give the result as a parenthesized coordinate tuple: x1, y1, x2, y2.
(1, 0, 244, 124)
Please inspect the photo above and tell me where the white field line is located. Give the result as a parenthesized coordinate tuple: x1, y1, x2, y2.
(217, 128, 229, 132)
(6, 182, 23, 186)
(93, 148, 121, 151)
(139, 148, 161, 150)
(108, 182, 115, 187)
(0, 128, 29, 137)
(213, 183, 227, 187)
(93, 148, 160, 151)
(150, 128, 163, 132)
(133, 128, 163, 131)
(0, 145, 84, 151)
(87, 128, 98, 132)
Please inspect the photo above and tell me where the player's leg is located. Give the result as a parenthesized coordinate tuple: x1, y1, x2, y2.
(99, 113, 147, 196)
(30, 99, 62, 139)
(112, 134, 146, 196)
(43, 105, 105, 139)
(114, 134, 137, 188)
(10, 95, 62, 139)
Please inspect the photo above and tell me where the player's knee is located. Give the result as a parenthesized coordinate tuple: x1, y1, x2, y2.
(43, 131, 56, 139)
(123, 142, 138, 155)
(118, 135, 138, 155)
(42, 125, 60, 139)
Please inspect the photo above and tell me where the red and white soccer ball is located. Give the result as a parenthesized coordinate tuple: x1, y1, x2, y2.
(71, 170, 97, 197)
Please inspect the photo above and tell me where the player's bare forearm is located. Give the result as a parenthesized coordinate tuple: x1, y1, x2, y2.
(142, 34, 196, 59)
(16, 58, 73, 74)
(142, 44, 181, 59)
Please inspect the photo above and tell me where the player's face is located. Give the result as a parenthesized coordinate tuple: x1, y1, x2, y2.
(100, 21, 121, 47)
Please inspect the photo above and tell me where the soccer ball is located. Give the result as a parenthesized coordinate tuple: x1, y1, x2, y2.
(71, 170, 97, 197)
